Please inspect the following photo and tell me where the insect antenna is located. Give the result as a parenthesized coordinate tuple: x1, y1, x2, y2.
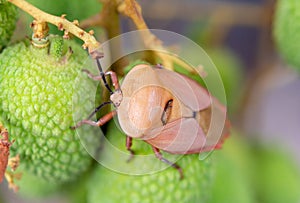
(87, 101, 113, 120)
(95, 57, 114, 95)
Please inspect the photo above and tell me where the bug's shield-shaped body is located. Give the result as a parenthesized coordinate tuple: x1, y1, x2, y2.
(117, 64, 229, 154)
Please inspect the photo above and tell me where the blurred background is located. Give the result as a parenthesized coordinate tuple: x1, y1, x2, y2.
(2, 0, 300, 202)
(132, 0, 300, 174)
(138, 0, 300, 164)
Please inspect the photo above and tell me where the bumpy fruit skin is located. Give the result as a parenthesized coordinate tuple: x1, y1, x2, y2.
(87, 121, 214, 203)
(0, 38, 100, 184)
(0, 0, 17, 51)
(274, 0, 300, 70)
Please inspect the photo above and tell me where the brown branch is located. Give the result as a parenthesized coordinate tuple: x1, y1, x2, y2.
(0, 124, 21, 193)
(118, 0, 161, 48)
(0, 124, 10, 183)
(80, 13, 104, 29)
(117, 0, 195, 72)
(8, 0, 101, 53)
(100, 0, 121, 39)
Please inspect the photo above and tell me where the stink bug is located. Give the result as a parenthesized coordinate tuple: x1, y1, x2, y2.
(72, 53, 230, 178)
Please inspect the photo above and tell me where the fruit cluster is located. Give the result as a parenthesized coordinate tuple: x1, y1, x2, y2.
(0, 1, 300, 203)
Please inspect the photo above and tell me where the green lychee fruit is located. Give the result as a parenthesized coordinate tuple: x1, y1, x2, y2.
(274, 0, 300, 71)
(208, 130, 255, 203)
(0, 36, 101, 184)
(16, 169, 62, 198)
(15, 163, 92, 201)
(87, 121, 215, 203)
(253, 146, 300, 203)
(0, 0, 18, 51)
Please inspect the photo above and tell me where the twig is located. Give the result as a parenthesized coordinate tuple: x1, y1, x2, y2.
(118, 0, 196, 72)
(118, 0, 161, 48)
(8, 0, 100, 53)
(80, 13, 104, 29)
(98, 0, 126, 74)
(99, 0, 121, 39)
(0, 124, 21, 193)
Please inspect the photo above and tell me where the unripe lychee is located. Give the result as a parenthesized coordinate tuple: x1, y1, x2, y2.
(253, 146, 300, 203)
(0, 36, 100, 184)
(208, 131, 255, 203)
(274, 0, 300, 71)
(0, 0, 18, 51)
(87, 121, 215, 203)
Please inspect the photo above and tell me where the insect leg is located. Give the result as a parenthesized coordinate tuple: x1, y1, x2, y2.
(126, 136, 135, 162)
(104, 71, 123, 107)
(82, 69, 121, 95)
(152, 147, 184, 179)
(82, 69, 103, 81)
(105, 71, 120, 90)
(71, 110, 116, 129)
(154, 64, 164, 69)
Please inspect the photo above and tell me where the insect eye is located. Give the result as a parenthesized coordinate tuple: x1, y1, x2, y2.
(161, 99, 173, 125)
